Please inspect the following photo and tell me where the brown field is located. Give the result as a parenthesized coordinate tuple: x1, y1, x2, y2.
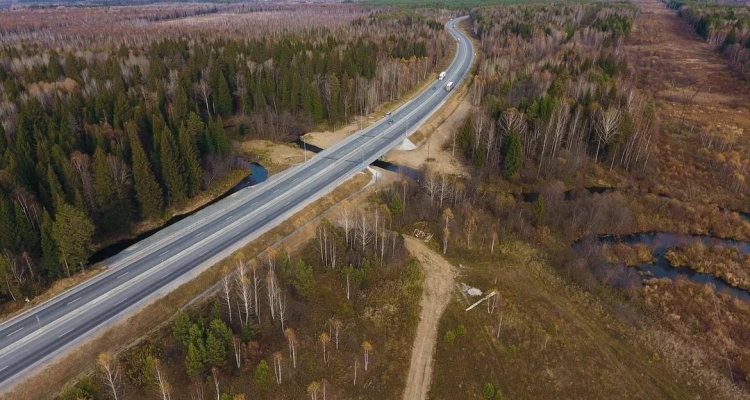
(429, 239, 710, 400)
(628, 0, 750, 212)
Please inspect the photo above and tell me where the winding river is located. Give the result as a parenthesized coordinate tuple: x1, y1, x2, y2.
(592, 232, 750, 300)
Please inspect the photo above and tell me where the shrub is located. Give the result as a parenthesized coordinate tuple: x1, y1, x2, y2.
(254, 360, 272, 389)
(241, 323, 260, 343)
(482, 382, 495, 398)
(444, 330, 456, 343)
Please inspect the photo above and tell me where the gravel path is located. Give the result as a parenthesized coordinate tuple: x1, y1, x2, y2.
(402, 237, 456, 400)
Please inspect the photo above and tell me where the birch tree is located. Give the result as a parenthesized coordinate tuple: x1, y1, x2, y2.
(320, 332, 331, 365)
(338, 201, 353, 246)
(211, 366, 220, 400)
(277, 291, 288, 333)
(438, 174, 451, 209)
(232, 335, 242, 369)
(353, 360, 359, 385)
(251, 260, 261, 323)
(331, 317, 343, 350)
(307, 381, 321, 400)
(221, 272, 233, 324)
(362, 341, 372, 371)
(595, 107, 620, 163)
(423, 169, 439, 205)
(266, 269, 278, 321)
(151, 357, 171, 400)
(235, 261, 252, 326)
(356, 211, 370, 253)
(284, 328, 298, 369)
(97, 352, 121, 400)
(272, 352, 283, 385)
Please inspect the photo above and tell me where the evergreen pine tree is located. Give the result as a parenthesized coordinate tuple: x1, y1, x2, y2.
(93, 147, 130, 234)
(179, 115, 205, 195)
(113, 92, 129, 130)
(52, 203, 94, 276)
(212, 117, 230, 156)
(46, 165, 65, 212)
(160, 127, 187, 206)
(254, 360, 272, 389)
(215, 72, 233, 117)
(0, 124, 6, 156)
(40, 208, 60, 278)
(14, 202, 40, 256)
(205, 333, 226, 367)
(0, 196, 20, 253)
(311, 83, 325, 124)
(127, 122, 164, 219)
(209, 319, 232, 352)
(202, 124, 217, 155)
(329, 74, 341, 124)
(252, 78, 266, 111)
(501, 133, 523, 178)
(301, 81, 313, 116)
(172, 311, 192, 348)
(174, 87, 189, 126)
(185, 342, 205, 378)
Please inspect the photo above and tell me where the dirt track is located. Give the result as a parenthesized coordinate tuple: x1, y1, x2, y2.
(402, 237, 456, 400)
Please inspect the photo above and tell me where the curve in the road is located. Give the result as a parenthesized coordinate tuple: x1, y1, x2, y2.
(0, 16, 474, 392)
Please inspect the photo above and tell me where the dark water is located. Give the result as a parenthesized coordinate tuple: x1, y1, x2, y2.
(521, 186, 613, 203)
(590, 232, 750, 300)
(292, 138, 423, 181)
(89, 161, 269, 264)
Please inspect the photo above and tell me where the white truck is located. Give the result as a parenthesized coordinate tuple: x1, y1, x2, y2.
(438, 71, 446, 80)
(445, 81, 454, 91)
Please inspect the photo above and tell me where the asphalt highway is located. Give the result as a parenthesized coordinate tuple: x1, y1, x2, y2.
(0, 16, 474, 391)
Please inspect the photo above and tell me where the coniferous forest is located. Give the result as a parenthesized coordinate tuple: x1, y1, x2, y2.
(0, 3, 451, 305)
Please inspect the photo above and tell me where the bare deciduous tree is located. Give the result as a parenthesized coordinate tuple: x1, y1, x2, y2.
(236, 261, 252, 326)
(211, 366, 220, 400)
(232, 335, 242, 369)
(595, 107, 621, 163)
(251, 260, 261, 323)
(273, 352, 283, 385)
(320, 332, 331, 365)
(338, 201, 353, 246)
(284, 328, 298, 369)
(361, 341, 372, 371)
(307, 381, 321, 400)
(266, 269, 278, 321)
(221, 271, 233, 324)
(152, 357, 171, 400)
(97, 352, 121, 400)
(332, 318, 343, 350)
(277, 290, 288, 333)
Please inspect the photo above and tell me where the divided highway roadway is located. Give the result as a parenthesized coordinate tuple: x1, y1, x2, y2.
(0, 16, 474, 392)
